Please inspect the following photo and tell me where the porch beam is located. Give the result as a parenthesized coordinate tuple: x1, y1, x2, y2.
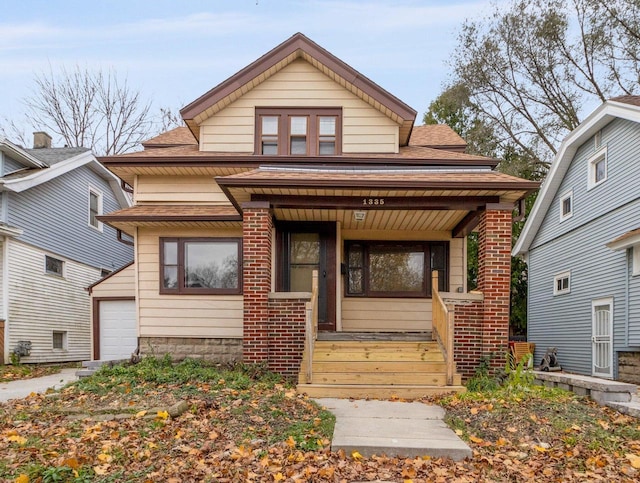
(452, 211, 482, 238)
(252, 194, 499, 211)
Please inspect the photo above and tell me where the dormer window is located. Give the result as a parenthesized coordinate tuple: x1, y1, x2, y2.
(255, 108, 341, 155)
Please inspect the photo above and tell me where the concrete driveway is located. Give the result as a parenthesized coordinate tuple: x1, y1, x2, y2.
(0, 368, 78, 402)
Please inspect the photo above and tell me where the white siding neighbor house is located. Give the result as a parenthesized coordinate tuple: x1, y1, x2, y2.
(514, 96, 640, 384)
(0, 132, 133, 363)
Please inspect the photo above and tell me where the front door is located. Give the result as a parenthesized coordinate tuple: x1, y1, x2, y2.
(592, 297, 613, 379)
(278, 223, 336, 331)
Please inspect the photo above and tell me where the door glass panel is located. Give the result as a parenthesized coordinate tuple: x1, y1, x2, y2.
(290, 233, 319, 292)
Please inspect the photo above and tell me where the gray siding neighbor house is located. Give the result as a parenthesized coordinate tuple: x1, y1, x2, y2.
(513, 96, 640, 384)
(0, 132, 133, 363)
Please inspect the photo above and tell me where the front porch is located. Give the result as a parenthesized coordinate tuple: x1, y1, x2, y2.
(219, 167, 535, 397)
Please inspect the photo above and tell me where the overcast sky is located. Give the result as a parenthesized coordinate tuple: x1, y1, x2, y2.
(1, 0, 495, 134)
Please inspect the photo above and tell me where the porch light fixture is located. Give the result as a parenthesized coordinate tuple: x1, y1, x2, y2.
(353, 211, 366, 222)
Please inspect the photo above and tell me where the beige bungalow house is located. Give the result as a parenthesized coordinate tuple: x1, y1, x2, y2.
(94, 33, 538, 398)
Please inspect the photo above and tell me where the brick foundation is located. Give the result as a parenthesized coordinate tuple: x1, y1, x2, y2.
(139, 337, 242, 363)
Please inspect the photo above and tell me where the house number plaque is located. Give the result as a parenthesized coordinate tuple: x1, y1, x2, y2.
(362, 198, 385, 206)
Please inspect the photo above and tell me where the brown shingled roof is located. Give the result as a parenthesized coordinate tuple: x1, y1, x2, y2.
(216, 167, 539, 191)
(141, 127, 197, 148)
(409, 125, 467, 150)
(609, 95, 640, 107)
(98, 204, 240, 221)
(101, 144, 497, 166)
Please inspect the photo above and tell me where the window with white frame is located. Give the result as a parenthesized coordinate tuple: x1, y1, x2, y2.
(88, 187, 103, 231)
(633, 246, 640, 276)
(554, 271, 571, 295)
(587, 148, 607, 190)
(52, 331, 67, 350)
(559, 191, 573, 221)
(45, 255, 64, 277)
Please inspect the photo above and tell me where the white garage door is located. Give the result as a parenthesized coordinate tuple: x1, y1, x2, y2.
(99, 300, 137, 361)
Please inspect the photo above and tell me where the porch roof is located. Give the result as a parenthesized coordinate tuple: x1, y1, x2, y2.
(98, 204, 242, 234)
(216, 166, 538, 235)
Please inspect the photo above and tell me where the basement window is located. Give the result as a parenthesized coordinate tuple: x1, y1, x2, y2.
(53, 331, 67, 350)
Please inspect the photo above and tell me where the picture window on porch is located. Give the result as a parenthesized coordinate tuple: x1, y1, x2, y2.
(255, 108, 341, 155)
(160, 238, 242, 294)
(345, 241, 448, 297)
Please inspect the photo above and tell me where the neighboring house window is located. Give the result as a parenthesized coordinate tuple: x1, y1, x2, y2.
(345, 241, 448, 297)
(255, 108, 342, 155)
(89, 187, 103, 231)
(52, 331, 67, 350)
(587, 148, 607, 190)
(160, 238, 242, 294)
(554, 271, 571, 295)
(559, 191, 573, 221)
(45, 255, 64, 277)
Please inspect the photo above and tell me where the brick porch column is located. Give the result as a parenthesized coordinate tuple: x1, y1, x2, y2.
(477, 204, 512, 370)
(241, 201, 273, 364)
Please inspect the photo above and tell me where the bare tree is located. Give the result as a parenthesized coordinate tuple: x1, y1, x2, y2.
(449, 0, 640, 168)
(23, 66, 153, 155)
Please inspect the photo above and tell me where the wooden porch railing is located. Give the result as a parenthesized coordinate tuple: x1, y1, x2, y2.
(431, 271, 455, 385)
(304, 270, 319, 383)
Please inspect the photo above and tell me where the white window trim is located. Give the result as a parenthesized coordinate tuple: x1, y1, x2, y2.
(88, 186, 104, 232)
(553, 271, 571, 295)
(632, 246, 640, 277)
(44, 254, 65, 278)
(587, 147, 607, 190)
(52, 330, 68, 351)
(559, 190, 573, 222)
(594, 130, 602, 149)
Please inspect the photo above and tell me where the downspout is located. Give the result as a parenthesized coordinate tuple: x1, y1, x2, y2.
(625, 248, 630, 348)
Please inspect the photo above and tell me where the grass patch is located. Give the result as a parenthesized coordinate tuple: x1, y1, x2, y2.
(0, 363, 74, 383)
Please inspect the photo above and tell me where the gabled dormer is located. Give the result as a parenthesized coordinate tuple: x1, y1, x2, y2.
(180, 33, 417, 155)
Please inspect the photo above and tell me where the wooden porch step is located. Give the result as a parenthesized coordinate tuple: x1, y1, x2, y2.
(301, 371, 462, 386)
(297, 384, 466, 399)
(297, 339, 464, 399)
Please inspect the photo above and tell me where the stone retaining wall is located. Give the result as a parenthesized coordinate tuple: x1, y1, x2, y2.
(618, 352, 640, 385)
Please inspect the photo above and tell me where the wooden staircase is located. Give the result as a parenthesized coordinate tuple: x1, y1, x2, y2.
(296, 339, 465, 399)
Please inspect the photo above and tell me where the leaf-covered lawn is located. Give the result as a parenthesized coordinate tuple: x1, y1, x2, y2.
(1, 357, 639, 482)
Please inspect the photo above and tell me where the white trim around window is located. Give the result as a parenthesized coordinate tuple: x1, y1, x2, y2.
(559, 190, 573, 221)
(553, 271, 571, 295)
(587, 147, 607, 190)
(633, 246, 640, 277)
(88, 186, 103, 231)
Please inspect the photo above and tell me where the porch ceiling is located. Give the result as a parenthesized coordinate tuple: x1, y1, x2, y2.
(272, 207, 469, 231)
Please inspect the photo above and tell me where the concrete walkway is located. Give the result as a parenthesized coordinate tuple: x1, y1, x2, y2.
(0, 368, 78, 402)
(314, 398, 471, 461)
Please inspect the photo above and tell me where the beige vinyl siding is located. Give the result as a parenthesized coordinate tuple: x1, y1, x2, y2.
(91, 264, 135, 299)
(340, 236, 465, 332)
(135, 176, 232, 205)
(0, 239, 4, 320)
(136, 227, 243, 339)
(7, 240, 99, 363)
(200, 58, 399, 154)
